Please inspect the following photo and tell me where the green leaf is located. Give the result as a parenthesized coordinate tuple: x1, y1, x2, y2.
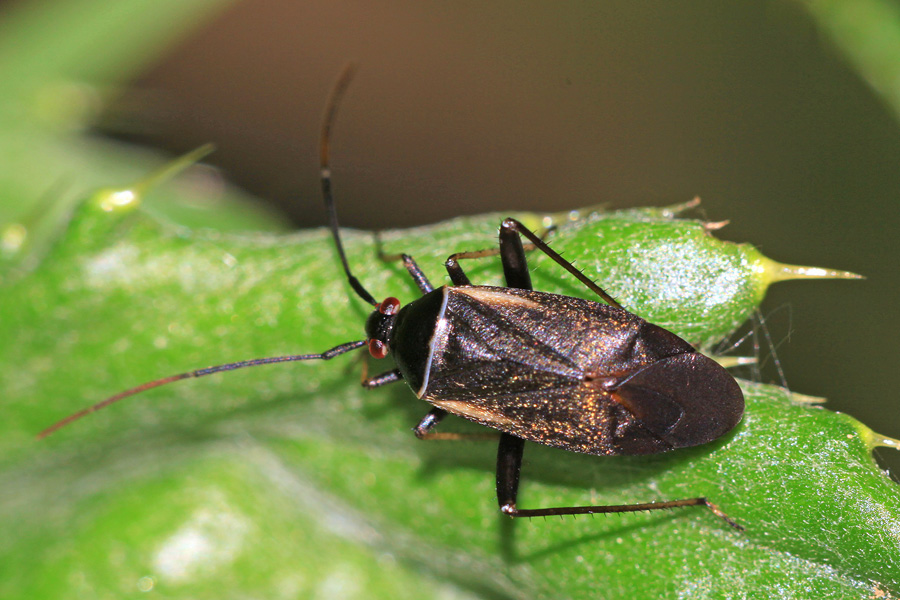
(2, 181, 895, 599)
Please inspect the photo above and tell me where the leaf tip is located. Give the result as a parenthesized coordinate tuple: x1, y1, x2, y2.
(760, 259, 864, 285)
(133, 143, 216, 197)
(865, 431, 900, 452)
(1, 222, 28, 255)
(664, 195, 702, 217)
(89, 144, 217, 215)
(711, 355, 756, 369)
(92, 187, 140, 213)
(702, 219, 730, 232)
(789, 391, 828, 405)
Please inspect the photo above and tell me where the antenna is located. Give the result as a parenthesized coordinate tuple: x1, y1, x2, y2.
(37, 341, 368, 439)
(39, 66, 379, 438)
(320, 63, 378, 306)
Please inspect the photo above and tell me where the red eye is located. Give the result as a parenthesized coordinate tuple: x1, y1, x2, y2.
(379, 297, 400, 315)
(368, 339, 388, 359)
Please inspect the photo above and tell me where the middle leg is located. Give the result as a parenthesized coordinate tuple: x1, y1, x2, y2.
(444, 224, 556, 289)
(415, 407, 499, 441)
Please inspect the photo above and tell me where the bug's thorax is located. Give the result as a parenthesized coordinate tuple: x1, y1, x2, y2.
(383, 287, 449, 396)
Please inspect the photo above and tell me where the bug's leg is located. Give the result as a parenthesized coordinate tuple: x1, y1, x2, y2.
(444, 244, 540, 286)
(415, 407, 499, 441)
(376, 242, 435, 294)
(396, 254, 434, 294)
(444, 237, 556, 290)
(444, 226, 555, 288)
(496, 433, 526, 511)
(362, 374, 497, 441)
(374, 233, 433, 293)
(392, 254, 434, 294)
(445, 249, 489, 286)
(362, 368, 403, 389)
(497, 220, 532, 290)
(367, 371, 499, 438)
(500, 218, 623, 308)
(366, 371, 500, 438)
(495, 432, 741, 529)
(414, 407, 448, 438)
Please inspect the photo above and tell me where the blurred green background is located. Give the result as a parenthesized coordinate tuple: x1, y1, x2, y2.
(91, 1, 898, 469)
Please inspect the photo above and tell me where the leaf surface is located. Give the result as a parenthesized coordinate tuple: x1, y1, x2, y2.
(2, 194, 896, 599)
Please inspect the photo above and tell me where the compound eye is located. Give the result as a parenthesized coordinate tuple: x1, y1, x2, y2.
(368, 339, 388, 359)
(379, 297, 400, 315)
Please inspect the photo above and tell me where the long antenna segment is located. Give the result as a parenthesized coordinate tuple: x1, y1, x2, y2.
(320, 63, 378, 306)
(37, 341, 368, 439)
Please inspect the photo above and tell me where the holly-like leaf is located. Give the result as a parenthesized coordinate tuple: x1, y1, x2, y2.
(2, 182, 894, 599)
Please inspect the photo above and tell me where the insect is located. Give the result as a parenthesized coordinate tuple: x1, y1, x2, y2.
(40, 65, 745, 528)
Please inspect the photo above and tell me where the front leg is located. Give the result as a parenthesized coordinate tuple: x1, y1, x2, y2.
(415, 407, 499, 441)
(362, 369, 403, 389)
(376, 248, 435, 294)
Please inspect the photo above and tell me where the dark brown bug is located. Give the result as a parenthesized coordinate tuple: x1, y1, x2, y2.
(40, 65, 744, 528)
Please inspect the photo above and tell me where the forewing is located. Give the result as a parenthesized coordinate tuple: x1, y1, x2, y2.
(430, 382, 677, 456)
(419, 286, 740, 456)
(609, 352, 744, 449)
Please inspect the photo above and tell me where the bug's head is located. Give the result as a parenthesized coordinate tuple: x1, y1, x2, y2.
(365, 297, 400, 359)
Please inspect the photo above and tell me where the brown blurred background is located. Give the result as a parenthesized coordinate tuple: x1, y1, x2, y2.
(97, 1, 899, 469)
